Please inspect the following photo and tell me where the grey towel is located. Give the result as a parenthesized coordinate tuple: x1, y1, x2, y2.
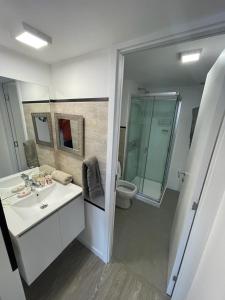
(23, 140, 40, 168)
(82, 157, 104, 208)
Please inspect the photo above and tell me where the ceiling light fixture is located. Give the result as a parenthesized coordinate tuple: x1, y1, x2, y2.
(15, 23, 52, 49)
(180, 49, 202, 64)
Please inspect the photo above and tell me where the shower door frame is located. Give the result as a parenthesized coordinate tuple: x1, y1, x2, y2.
(123, 92, 181, 207)
(161, 96, 181, 195)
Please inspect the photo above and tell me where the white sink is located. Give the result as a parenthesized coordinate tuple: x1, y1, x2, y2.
(10, 183, 57, 220)
(12, 194, 42, 220)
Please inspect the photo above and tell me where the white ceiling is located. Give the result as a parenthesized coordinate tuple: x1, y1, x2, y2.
(124, 34, 225, 87)
(0, 0, 225, 63)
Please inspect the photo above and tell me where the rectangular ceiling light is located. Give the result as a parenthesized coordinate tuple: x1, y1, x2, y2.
(180, 50, 202, 64)
(15, 23, 52, 49)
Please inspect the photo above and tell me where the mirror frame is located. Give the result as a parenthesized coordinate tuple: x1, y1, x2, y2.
(54, 113, 84, 158)
(31, 112, 54, 147)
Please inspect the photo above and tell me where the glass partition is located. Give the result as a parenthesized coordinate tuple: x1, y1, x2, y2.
(124, 94, 179, 203)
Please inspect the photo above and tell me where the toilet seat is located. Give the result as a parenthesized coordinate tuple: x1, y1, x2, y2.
(116, 180, 137, 198)
(116, 162, 137, 209)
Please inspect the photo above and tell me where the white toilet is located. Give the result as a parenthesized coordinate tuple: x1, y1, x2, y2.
(116, 162, 137, 209)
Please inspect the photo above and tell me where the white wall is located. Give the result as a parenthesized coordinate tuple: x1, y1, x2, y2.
(120, 79, 138, 127)
(51, 49, 111, 262)
(51, 49, 110, 99)
(78, 202, 106, 260)
(0, 46, 50, 86)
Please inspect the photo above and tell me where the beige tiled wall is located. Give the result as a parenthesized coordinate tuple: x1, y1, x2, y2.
(23, 101, 108, 189)
(23, 103, 56, 167)
(50, 101, 108, 188)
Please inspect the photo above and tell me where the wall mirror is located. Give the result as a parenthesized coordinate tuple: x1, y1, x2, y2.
(32, 113, 54, 147)
(55, 113, 84, 157)
(0, 77, 53, 200)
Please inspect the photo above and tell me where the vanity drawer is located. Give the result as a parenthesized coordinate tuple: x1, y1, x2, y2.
(13, 213, 61, 285)
(59, 195, 85, 249)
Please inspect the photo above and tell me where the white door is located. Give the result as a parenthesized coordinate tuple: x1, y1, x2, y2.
(167, 50, 225, 295)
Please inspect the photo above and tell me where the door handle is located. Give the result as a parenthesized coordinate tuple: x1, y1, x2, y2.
(178, 171, 186, 183)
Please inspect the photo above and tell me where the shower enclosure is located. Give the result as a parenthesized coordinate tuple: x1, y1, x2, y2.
(123, 93, 180, 204)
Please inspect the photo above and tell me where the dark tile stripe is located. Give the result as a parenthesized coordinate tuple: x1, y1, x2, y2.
(84, 198, 105, 211)
(22, 98, 109, 104)
(22, 100, 49, 104)
(50, 98, 108, 103)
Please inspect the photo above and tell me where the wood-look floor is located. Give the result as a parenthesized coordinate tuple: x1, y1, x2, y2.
(113, 189, 178, 293)
(23, 189, 178, 300)
(23, 241, 104, 300)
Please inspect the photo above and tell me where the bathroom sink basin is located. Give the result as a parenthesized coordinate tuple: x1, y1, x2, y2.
(10, 183, 56, 220)
(11, 193, 42, 220)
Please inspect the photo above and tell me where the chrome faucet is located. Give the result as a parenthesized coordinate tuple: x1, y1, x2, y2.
(21, 173, 29, 181)
(21, 174, 40, 190)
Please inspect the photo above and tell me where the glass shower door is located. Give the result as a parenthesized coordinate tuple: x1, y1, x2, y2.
(137, 98, 154, 195)
(124, 94, 179, 203)
(123, 97, 143, 188)
(124, 97, 154, 192)
(141, 97, 177, 201)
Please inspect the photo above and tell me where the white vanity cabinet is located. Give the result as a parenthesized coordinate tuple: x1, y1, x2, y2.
(59, 196, 85, 250)
(12, 213, 62, 285)
(12, 195, 84, 285)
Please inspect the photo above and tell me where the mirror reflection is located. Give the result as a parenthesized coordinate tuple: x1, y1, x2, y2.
(55, 113, 84, 157)
(32, 113, 53, 147)
(58, 118, 74, 149)
(0, 76, 52, 200)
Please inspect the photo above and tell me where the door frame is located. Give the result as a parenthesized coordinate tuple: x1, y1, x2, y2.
(104, 10, 225, 289)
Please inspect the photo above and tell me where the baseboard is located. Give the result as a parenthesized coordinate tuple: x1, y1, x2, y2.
(78, 236, 106, 263)
(135, 194, 160, 208)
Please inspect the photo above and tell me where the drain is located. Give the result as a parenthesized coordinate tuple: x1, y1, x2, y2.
(40, 204, 48, 209)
